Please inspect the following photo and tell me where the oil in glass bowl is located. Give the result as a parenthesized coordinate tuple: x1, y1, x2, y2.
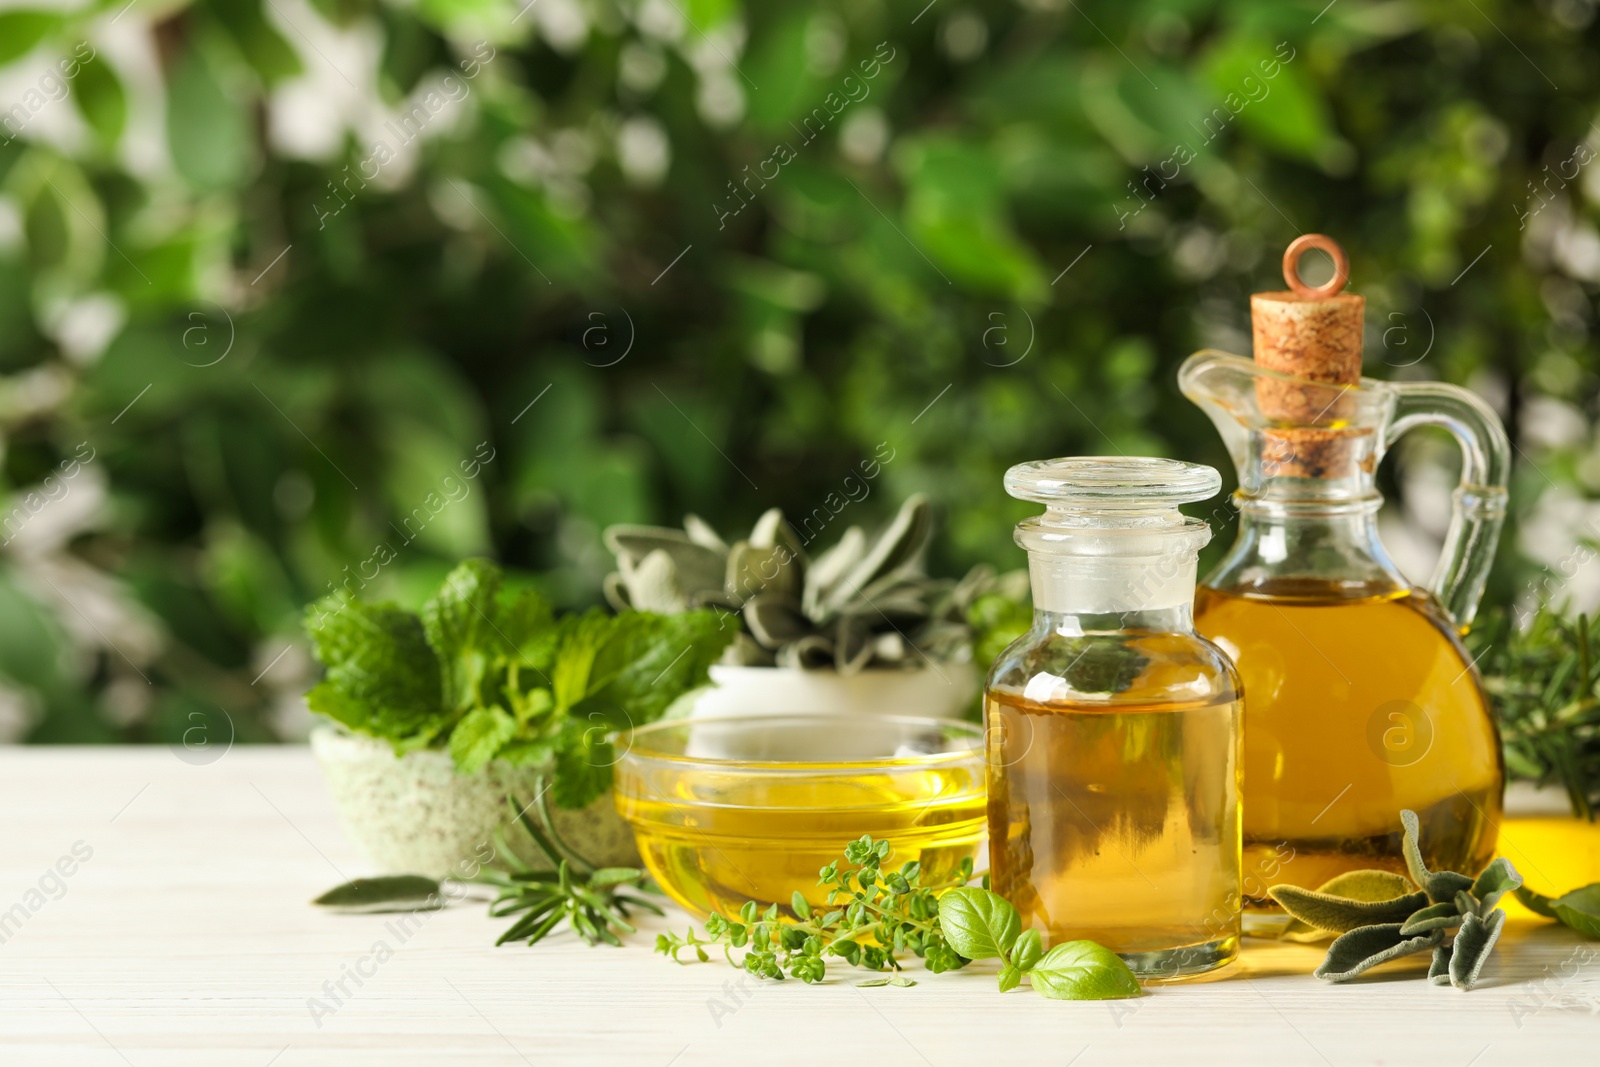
(612, 714, 985, 920)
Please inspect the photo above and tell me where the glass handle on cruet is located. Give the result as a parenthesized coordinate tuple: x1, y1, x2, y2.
(1384, 381, 1510, 630)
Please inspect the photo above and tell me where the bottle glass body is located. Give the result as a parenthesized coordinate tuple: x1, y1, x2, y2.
(1194, 501, 1503, 923)
(985, 457, 1242, 979)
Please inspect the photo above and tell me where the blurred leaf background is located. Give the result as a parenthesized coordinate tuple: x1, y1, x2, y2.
(0, 0, 1595, 744)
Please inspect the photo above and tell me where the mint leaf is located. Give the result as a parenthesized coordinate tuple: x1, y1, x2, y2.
(551, 719, 613, 809)
(551, 610, 612, 711)
(576, 610, 733, 727)
(1028, 941, 1142, 1000)
(496, 583, 558, 677)
(422, 559, 501, 714)
(448, 705, 517, 774)
(936, 887, 1021, 962)
(304, 595, 444, 746)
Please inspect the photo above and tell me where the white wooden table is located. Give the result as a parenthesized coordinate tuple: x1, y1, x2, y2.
(1, 747, 1596, 1065)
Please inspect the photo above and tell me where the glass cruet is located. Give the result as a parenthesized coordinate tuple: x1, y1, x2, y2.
(985, 456, 1242, 979)
(1179, 234, 1509, 931)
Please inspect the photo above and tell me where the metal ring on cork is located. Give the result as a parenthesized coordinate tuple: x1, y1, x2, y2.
(1282, 234, 1350, 300)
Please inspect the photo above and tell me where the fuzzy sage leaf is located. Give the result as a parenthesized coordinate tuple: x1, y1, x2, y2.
(313, 875, 444, 913)
(1314, 923, 1444, 982)
(1448, 910, 1506, 990)
(1269, 885, 1429, 934)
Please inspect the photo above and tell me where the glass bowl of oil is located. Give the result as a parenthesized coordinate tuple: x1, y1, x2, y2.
(613, 714, 986, 921)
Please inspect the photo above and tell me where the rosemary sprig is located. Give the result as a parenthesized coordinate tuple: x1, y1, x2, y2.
(313, 783, 660, 948)
(476, 787, 663, 947)
(1469, 606, 1600, 820)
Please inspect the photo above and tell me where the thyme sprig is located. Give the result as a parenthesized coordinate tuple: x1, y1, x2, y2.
(657, 836, 972, 982)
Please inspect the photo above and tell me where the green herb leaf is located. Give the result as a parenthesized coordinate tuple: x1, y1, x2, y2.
(1280, 869, 1416, 942)
(937, 887, 1022, 962)
(1454, 889, 1481, 919)
(997, 963, 1022, 992)
(1514, 885, 1560, 919)
(1426, 870, 1474, 904)
(312, 875, 442, 913)
(1469, 858, 1522, 912)
(889, 975, 916, 987)
(1314, 923, 1443, 982)
(422, 559, 501, 714)
(1400, 808, 1431, 886)
(448, 705, 517, 774)
(1428, 943, 1453, 986)
(1550, 884, 1600, 939)
(856, 978, 891, 987)
(1028, 941, 1143, 1000)
(304, 596, 445, 747)
(1268, 884, 1429, 934)
(1012, 928, 1043, 972)
(1398, 901, 1464, 937)
(1449, 909, 1506, 990)
(573, 610, 733, 725)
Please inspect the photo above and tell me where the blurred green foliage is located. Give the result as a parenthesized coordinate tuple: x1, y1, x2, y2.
(0, 0, 1594, 743)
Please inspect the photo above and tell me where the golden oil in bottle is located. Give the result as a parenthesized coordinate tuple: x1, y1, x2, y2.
(987, 681, 1241, 976)
(613, 717, 985, 921)
(1195, 578, 1503, 919)
(986, 457, 1241, 978)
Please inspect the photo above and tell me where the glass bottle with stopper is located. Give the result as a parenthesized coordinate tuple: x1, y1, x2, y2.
(1181, 234, 1508, 932)
(985, 457, 1242, 979)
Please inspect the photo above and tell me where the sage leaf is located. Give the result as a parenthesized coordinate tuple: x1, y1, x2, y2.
(590, 867, 646, 886)
(313, 875, 443, 913)
(1425, 870, 1474, 904)
(1428, 944, 1452, 986)
(1314, 923, 1443, 982)
(937, 887, 1022, 962)
(1449, 909, 1506, 990)
(1514, 885, 1560, 919)
(1550, 885, 1600, 939)
(856, 978, 891, 987)
(1454, 889, 1480, 919)
(1398, 901, 1463, 937)
(1400, 809, 1430, 886)
(1028, 941, 1143, 1001)
(1470, 857, 1523, 912)
(1269, 884, 1429, 934)
(1280, 869, 1416, 942)
(1012, 928, 1044, 972)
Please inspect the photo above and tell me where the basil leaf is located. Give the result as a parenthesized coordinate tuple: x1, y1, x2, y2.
(1012, 928, 1043, 972)
(936, 887, 1021, 962)
(1550, 884, 1600, 939)
(313, 875, 442, 913)
(1028, 941, 1142, 1000)
(997, 963, 1022, 993)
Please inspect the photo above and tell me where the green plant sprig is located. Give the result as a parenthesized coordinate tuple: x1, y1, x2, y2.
(314, 789, 662, 949)
(1269, 809, 1522, 990)
(1515, 881, 1600, 939)
(1470, 606, 1600, 820)
(657, 836, 970, 982)
(657, 835, 1142, 999)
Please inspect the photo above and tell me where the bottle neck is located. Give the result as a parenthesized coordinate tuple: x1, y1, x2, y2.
(1027, 554, 1200, 632)
(1203, 495, 1408, 595)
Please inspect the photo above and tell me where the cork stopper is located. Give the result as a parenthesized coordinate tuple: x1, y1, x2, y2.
(1251, 235, 1368, 479)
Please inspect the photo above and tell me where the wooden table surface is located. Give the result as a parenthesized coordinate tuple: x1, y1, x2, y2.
(1, 747, 1596, 1066)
